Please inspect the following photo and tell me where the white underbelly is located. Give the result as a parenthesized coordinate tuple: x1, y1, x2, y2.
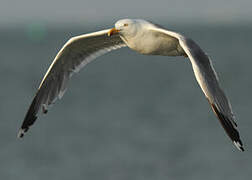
(123, 33, 184, 56)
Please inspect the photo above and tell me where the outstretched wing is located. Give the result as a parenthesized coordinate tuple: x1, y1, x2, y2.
(151, 26, 244, 151)
(18, 29, 126, 138)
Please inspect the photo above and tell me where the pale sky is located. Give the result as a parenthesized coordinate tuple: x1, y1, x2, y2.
(1, 0, 252, 26)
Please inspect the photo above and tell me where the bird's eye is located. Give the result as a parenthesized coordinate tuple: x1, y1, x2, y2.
(123, 23, 128, 27)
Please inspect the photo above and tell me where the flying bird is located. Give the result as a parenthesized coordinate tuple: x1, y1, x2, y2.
(18, 19, 244, 151)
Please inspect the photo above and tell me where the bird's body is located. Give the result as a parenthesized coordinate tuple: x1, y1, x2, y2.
(116, 20, 185, 56)
(18, 19, 244, 151)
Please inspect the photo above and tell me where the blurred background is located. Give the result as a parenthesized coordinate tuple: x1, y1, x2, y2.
(1, 0, 252, 179)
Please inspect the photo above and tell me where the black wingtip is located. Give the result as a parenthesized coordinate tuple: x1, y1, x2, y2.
(17, 126, 29, 138)
(211, 103, 244, 152)
(233, 140, 245, 152)
(17, 129, 25, 138)
(18, 90, 44, 138)
(17, 115, 37, 138)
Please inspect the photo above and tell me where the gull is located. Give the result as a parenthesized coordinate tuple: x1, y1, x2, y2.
(18, 19, 244, 151)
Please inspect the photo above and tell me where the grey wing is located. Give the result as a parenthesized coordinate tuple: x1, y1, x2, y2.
(178, 37, 244, 151)
(149, 25, 244, 151)
(18, 29, 126, 138)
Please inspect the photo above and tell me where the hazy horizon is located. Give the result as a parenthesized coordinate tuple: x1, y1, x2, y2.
(2, 0, 252, 27)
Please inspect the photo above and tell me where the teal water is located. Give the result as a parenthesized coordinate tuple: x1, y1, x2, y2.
(0, 23, 252, 179)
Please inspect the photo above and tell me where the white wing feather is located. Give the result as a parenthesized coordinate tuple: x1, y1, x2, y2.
(18, 29, 126, 138)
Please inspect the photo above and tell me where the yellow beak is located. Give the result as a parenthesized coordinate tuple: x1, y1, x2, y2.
(108, 28, 120, 36)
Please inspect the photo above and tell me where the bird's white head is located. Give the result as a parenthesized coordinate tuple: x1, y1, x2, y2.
(108, 19, 146, 38)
